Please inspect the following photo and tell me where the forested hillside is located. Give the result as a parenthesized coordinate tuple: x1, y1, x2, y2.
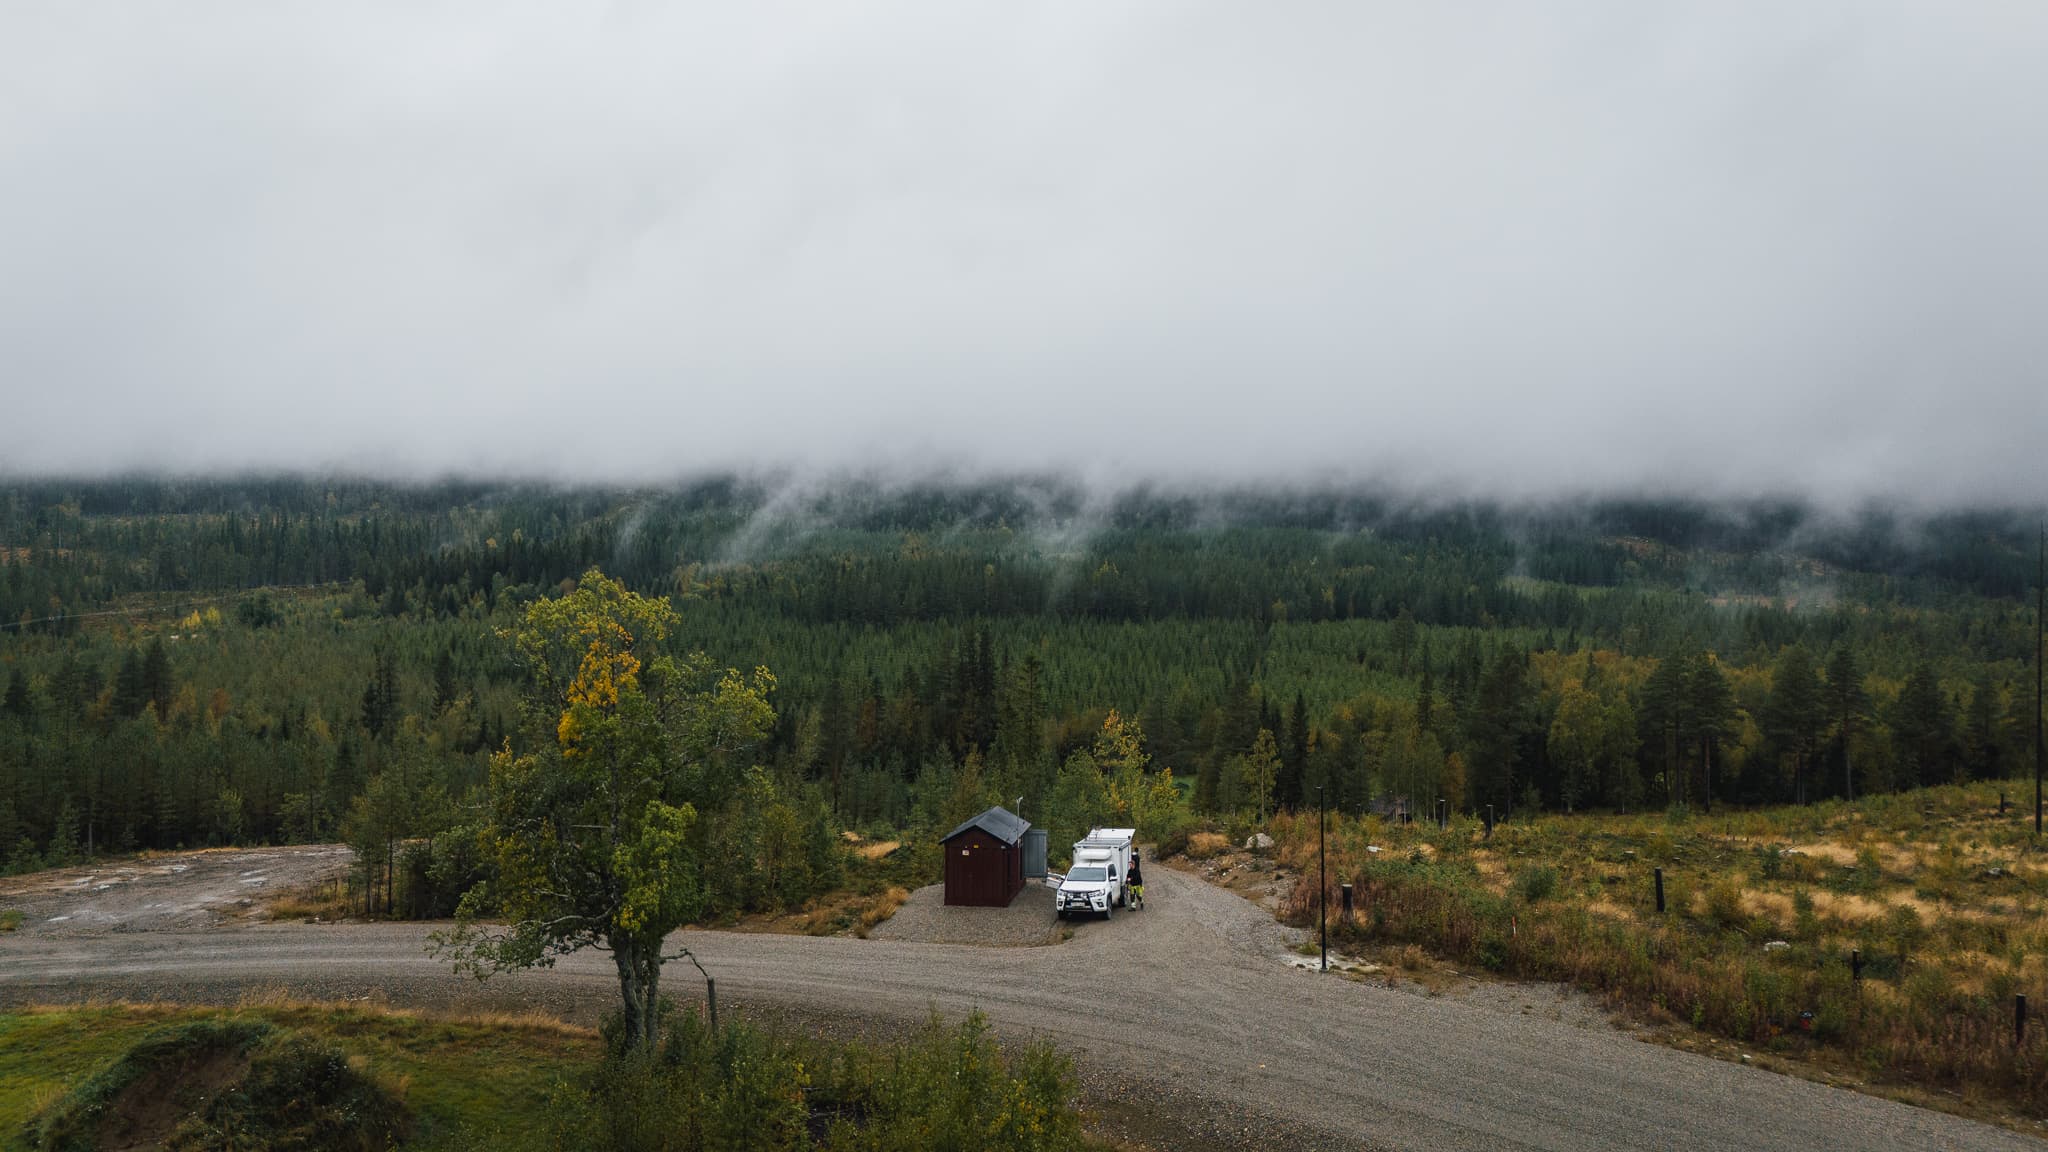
(1, 477, 2040, 911)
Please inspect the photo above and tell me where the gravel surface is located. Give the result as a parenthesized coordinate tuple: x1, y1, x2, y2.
(868, 880, 1061, 946)
(3, 854, 2041, 1151)
(0, 845, 349, 934)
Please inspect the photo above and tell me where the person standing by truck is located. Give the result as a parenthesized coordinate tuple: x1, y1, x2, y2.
(1128, 850, 1145, 910)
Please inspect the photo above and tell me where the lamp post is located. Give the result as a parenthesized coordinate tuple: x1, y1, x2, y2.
(1319, 785, 1328, 972)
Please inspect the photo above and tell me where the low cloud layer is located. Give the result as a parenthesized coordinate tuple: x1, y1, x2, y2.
(3, 3, 2045, 503)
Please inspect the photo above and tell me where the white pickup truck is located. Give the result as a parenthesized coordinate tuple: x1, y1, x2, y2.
(1055, 827, 1135, 920)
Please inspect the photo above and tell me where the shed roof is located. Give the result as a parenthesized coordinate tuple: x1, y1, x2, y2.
(942, 805, 1030, 846)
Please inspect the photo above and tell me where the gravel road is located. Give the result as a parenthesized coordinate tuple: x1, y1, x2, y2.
(2, 855, 2038, 1151)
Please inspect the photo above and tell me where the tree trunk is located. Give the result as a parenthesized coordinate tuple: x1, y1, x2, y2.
(612, 935, 664, 1052)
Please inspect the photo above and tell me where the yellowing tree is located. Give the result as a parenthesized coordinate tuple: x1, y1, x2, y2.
(435, 569, 775, 1052)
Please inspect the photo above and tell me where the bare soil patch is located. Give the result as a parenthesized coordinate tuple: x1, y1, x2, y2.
(0, 845, 353, 935)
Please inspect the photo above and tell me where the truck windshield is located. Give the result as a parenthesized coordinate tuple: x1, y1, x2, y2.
(1066, 866, 1107, 883)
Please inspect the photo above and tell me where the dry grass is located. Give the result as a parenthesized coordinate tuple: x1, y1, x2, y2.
(1184, 831, 1232, 859)
(856, 886, 911, 935)
(1254, 777, 2048, 1124)
(265, 877, 354, 922)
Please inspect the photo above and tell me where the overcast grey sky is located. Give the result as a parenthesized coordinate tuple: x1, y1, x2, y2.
(2, 2, 2044, 501)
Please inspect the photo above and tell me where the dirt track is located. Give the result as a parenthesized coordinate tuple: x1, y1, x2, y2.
(2, 854, 2040, 1151)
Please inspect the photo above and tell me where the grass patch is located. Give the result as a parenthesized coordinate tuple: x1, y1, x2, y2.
(0, 910, 21, 933)
(27, 1017, 405, 1151)
(0, 1001, 596, 1149)
(1265, 777, 2048, 1122)
(3, 998, 1106, 1151)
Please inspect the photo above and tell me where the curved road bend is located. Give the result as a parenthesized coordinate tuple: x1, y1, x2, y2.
(1, 862, 2036, 1152)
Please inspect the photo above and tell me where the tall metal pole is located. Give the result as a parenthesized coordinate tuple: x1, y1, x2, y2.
(2035, 524, 2043, 837)
(1318, 785, 1328, 972)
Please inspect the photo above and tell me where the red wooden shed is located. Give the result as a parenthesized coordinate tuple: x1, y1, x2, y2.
(941, 806, 1030, 907)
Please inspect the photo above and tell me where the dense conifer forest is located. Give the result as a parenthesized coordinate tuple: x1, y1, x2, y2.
(1, 476, 2041, 917)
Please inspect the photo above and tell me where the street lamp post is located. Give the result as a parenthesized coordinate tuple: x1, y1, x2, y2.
(1319, 785, 1328, 973)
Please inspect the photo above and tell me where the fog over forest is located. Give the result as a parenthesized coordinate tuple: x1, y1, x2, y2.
(4, 4, 2046, 501)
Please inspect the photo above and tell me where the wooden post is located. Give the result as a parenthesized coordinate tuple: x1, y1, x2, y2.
(1654, 867, 1665, 914)
(1341, 882, 1354, 922)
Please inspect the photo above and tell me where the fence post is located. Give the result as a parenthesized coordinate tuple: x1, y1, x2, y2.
(1851, 948, 1862, 983)
(1341, 882, 1354, 922)
(1654, 867, 1665, 914)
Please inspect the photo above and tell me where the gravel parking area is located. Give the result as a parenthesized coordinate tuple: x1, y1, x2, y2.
(868, 880, 1062, 946)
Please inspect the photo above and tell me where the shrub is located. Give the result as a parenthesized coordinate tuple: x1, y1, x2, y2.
(1702, 878, 1746, 931)
(533, 1007, 1083, 1152)
(1513, 866, 1559, 904)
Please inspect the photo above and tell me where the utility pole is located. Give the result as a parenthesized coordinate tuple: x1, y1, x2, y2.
(2035, 524, 2043, 837)
(1318, 785, 1328, 973)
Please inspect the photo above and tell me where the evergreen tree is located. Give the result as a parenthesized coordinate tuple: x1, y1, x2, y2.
(3, 669, 33, 724)
(141, 639, 174, 718)
(1760, 646, 1826, 804)
(112, 647, 149, 718)
(360, 647, 400, 744)
(1280, 692, 1309, 810)
(1963, 670, 2004, 781)
(1415, 642, 1435, 735)
(432, 647, 460, 714)
(1893, 662, 1956, 789)
(1824, 646, 1871, 801)
(1686, 654, 1737, 812)
(47, 799, 80, 866)
(1464, 648, 1534, 812)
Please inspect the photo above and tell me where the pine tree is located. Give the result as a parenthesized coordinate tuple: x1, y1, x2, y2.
(1824, 647, 1870, 801)
(1761, 646, 1826, 804)
(1686, 654, 1736, 812)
